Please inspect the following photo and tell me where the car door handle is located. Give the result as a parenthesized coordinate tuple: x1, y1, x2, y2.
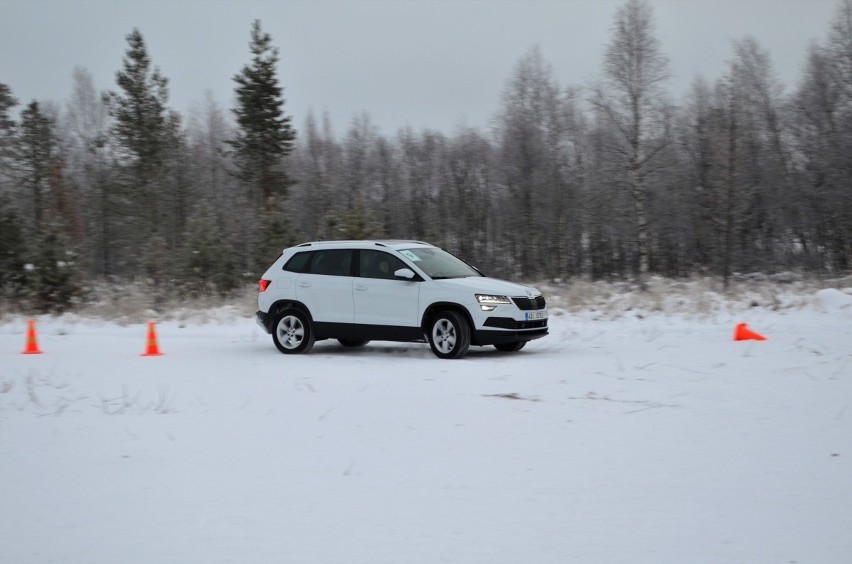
(298, 281, 312, 288)
(354, 284, 368, 291)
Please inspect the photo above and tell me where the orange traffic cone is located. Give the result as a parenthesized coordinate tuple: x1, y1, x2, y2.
(142, 321, 164, 356)
(21, 319, 42, 354)
(734, 322, 766, 341)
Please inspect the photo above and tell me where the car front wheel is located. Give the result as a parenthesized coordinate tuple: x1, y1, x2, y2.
(428, 310, 471, 359)
(272, 309, 315, 354)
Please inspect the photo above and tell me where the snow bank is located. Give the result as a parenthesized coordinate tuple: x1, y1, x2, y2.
(816, 287, 852, 315)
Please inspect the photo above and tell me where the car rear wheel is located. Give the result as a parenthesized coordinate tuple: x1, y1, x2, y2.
(272, 309, 315, 354)
(494, 341, 526, 352)
(428, 310, 471, 359)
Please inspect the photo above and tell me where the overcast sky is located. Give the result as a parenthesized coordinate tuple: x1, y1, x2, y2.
(0, 0, 842, 135)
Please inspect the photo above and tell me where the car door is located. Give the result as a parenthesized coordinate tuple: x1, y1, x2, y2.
(295, 249, 355, 323)
(353, 250, 420, 328)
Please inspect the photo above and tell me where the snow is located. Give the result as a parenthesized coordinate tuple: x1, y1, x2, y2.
(816, 288, 852, 313)
(1, 287, 851, 563)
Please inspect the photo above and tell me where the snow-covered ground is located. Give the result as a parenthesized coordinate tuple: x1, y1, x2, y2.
(1, 283, 850, 563)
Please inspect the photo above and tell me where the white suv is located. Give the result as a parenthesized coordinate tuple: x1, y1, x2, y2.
(256, 240, 548, 359)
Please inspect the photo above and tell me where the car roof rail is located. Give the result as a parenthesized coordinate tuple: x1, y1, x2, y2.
(294, 239, 433, 249)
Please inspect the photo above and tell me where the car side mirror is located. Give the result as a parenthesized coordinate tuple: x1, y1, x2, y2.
(394, 268, 416, 280)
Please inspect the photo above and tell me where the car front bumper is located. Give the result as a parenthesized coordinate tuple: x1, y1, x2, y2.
(473, 311, 549, 345)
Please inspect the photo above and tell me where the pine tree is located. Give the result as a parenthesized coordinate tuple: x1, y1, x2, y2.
(112, 29, 169, 168)
(253, 196, 299, 272)
(18, 101, 58, 228)
(27, 219, 81, 313)
(229, 20, 296, 212)
(0, 83, 17, 184)
(0, 193, 27, 299)
(338, 199, 384, 240)
(110, 28, 173, 278)
(182, 200, 240, 295)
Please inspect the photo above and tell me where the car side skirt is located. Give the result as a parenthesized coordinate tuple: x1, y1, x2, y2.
(313, 322, 425, 343)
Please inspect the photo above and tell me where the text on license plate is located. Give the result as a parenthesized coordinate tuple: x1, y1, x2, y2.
(525, 310, 547, 321)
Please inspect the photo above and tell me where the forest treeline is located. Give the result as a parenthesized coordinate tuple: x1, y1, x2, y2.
(1, 0, 851, 312)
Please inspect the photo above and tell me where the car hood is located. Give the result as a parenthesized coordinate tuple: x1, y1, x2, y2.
(433, 276, 541, 297)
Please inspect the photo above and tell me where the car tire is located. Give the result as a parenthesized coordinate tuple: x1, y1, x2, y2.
(272, 308, 315, 354)
(428, 310, 471, 359)
(338, 338, 370, 347)
(494, 341, 526, 352)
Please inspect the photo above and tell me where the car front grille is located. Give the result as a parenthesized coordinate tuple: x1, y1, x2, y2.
(511, 295, 546, 310)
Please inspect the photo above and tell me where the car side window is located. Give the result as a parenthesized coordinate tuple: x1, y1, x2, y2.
(359, 250, 407, 280)
(308, 249, 353, 276)
(283, 251, 312, 273)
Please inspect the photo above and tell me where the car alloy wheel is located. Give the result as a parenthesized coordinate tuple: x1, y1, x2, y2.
(273, 309, 315, 354)
(428, 310, 470, 359)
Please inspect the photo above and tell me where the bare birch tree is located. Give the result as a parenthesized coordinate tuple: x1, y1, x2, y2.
(291, 111, 339, 239)
(496, 46, 569, 278)
(790, 0, 852, 270)
(592, 0, 670, 283)
(66, 67, 113, 276)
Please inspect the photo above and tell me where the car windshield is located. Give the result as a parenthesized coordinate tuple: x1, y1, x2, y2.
(398, 247, 481, 279)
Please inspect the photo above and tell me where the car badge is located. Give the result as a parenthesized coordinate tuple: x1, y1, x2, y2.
(526, 290, 533, 297)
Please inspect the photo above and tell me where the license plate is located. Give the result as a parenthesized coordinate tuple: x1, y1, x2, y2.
(525, 310, 547, 321)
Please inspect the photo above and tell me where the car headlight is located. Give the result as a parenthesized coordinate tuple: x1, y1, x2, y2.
(476, 294, 511, 311)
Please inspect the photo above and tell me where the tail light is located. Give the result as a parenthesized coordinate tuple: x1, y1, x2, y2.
(259, 279, 271, 292)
